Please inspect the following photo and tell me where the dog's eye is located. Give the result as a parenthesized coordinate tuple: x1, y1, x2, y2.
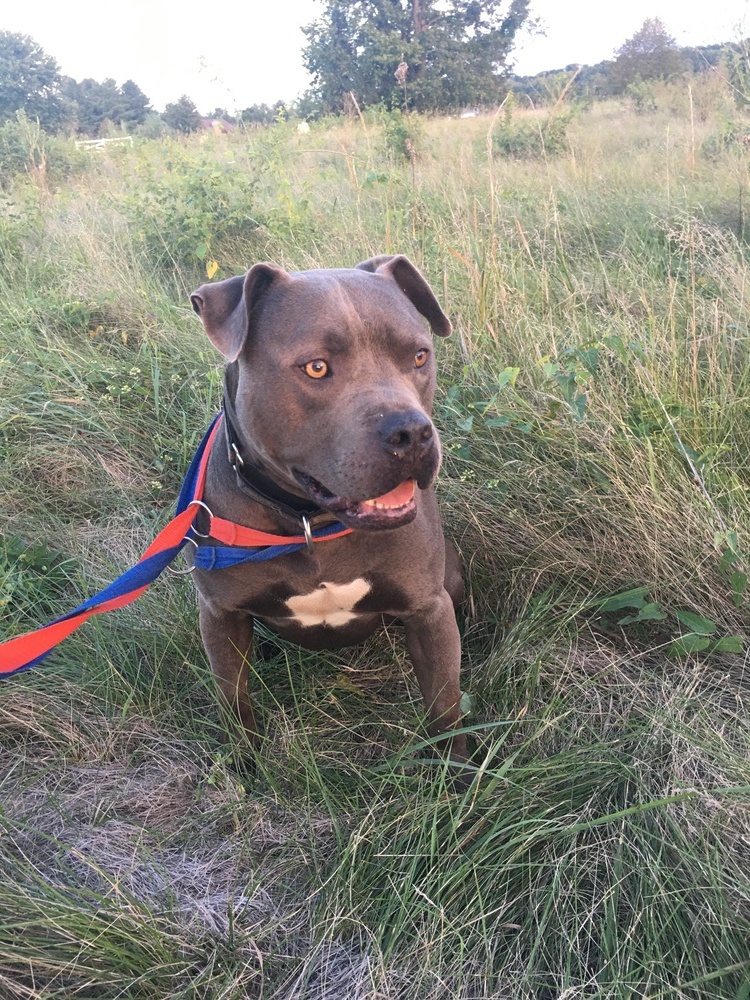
(303, 359, 329, 379)
(414, 349, 429, 368)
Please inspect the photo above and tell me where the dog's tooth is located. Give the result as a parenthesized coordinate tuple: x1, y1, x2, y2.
(363, 490, 415, 511)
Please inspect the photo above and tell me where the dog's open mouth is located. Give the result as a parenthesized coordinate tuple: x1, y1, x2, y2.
(294, 472, 418, 529)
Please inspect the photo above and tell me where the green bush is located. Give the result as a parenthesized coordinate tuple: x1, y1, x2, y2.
(700, 118, 750, 158)
(118, 142, 261, 274)
(492, 106, 572, 159)
(626, 77, 658, 114)
(0, 112, 88, 190)
(379, 108, 425, 161)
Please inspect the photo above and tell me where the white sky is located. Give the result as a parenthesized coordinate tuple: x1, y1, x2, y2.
(2, 0, 748, 113)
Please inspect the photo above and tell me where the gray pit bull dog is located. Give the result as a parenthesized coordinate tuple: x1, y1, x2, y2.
(189, 254, 467, 764)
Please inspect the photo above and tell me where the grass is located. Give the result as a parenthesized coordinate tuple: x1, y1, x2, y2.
(1, 81, 750, 997)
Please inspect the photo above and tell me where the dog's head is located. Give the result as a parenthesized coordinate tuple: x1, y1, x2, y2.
(191, 256, 451, 529)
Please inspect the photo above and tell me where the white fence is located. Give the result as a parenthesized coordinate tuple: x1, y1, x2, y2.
(74, 136, 134, 151)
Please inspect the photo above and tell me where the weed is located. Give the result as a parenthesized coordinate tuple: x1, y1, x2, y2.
(379, 107, 426, 162)
(119, 141, 261, 276)
(0, 111, 88, 190)
(491, 96, 573, 159)
(626, 76, 659, 114)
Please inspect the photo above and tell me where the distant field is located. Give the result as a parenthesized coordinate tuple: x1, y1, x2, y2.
(1, 89, 749, 998)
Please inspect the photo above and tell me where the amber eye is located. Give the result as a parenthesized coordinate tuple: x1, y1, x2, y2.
(303, 359, 329, 379)
(414, 349, 429, 368)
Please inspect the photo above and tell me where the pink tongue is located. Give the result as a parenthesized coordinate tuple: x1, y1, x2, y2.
(368, 479, 416, 507)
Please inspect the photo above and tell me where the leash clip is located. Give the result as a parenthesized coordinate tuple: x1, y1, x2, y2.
(301, 515, 315, 555)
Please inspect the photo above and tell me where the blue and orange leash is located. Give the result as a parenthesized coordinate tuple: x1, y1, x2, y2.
(0, 413, 352, 677)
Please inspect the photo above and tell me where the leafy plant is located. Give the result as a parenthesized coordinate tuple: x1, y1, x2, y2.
(492, 100, 573, 159)
(596, 586, 745, 657)
(0, 111, 87, 190)
(626, 77, 658, 114)
(700, 118, 750, 159)
(119, 144, 261, 274)
(0, 534, 76, 624)
(379, 108, 425, 162)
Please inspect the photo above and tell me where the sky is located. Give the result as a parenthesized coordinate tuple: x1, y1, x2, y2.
(2, 0, 748, 113)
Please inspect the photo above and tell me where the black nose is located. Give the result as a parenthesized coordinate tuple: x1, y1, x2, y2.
(378, 409, 434, 459)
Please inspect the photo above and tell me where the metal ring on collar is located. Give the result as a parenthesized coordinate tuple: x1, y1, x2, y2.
(187, 499, 214, 538)
(302, 515, 315, 554)
(167, 536, 198, 574)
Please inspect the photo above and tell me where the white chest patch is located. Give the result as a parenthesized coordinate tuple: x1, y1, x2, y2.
(286, 578, 372, 628)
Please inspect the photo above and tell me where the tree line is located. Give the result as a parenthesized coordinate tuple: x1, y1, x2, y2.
(0, 33, 152, 134)
(0, 31, 295, 136)
(513, 19, 735, 106)
(1, 8, 746, 139)
(0, 2, 536, 135)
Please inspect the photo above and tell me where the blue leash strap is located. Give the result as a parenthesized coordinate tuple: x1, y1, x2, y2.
(0, 414, 222, 676)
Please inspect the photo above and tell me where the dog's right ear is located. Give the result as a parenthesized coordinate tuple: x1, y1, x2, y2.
(191, 264, 289, 361)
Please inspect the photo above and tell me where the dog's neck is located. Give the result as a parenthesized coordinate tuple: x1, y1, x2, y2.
(222, 366, 336, 527)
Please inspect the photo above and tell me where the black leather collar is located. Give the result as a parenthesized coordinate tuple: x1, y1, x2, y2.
(222, 389, 339, 529)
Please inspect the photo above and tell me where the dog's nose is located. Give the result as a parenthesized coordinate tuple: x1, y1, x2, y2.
(378, 410, 434, 458)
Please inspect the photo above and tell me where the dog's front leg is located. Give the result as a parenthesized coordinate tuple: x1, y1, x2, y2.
(404, 593, 467, 763)
(198, 595, 258, 744)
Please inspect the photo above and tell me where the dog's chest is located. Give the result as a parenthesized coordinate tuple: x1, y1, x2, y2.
(235, 567, 409, 643)
(285, 577, 372, 627)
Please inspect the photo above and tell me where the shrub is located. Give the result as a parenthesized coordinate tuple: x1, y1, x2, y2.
(0, 112, 88, 190)
(118, 142, 261, 275)
(379, 108, 425, 162)
(491, 109, 572, 159)
(626, 77, 658, 114)
(700, 118, 750, 159)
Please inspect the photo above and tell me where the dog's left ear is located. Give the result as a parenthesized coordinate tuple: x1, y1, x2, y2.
(356, 255, 452, 337)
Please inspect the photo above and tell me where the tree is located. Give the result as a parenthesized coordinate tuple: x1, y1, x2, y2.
(62, 76, 151, 135)
(205, 107, 237, 124)
(120, 80, 152, 128)
(238, 101, 287, 125)
(162, 94, 202, 133)
(302, 0, 532, 114)
(611, 18, 685, 91)
(64, 77, 124, 135)
(238, 103, 275, 125)
(0, 31, 69, 131)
